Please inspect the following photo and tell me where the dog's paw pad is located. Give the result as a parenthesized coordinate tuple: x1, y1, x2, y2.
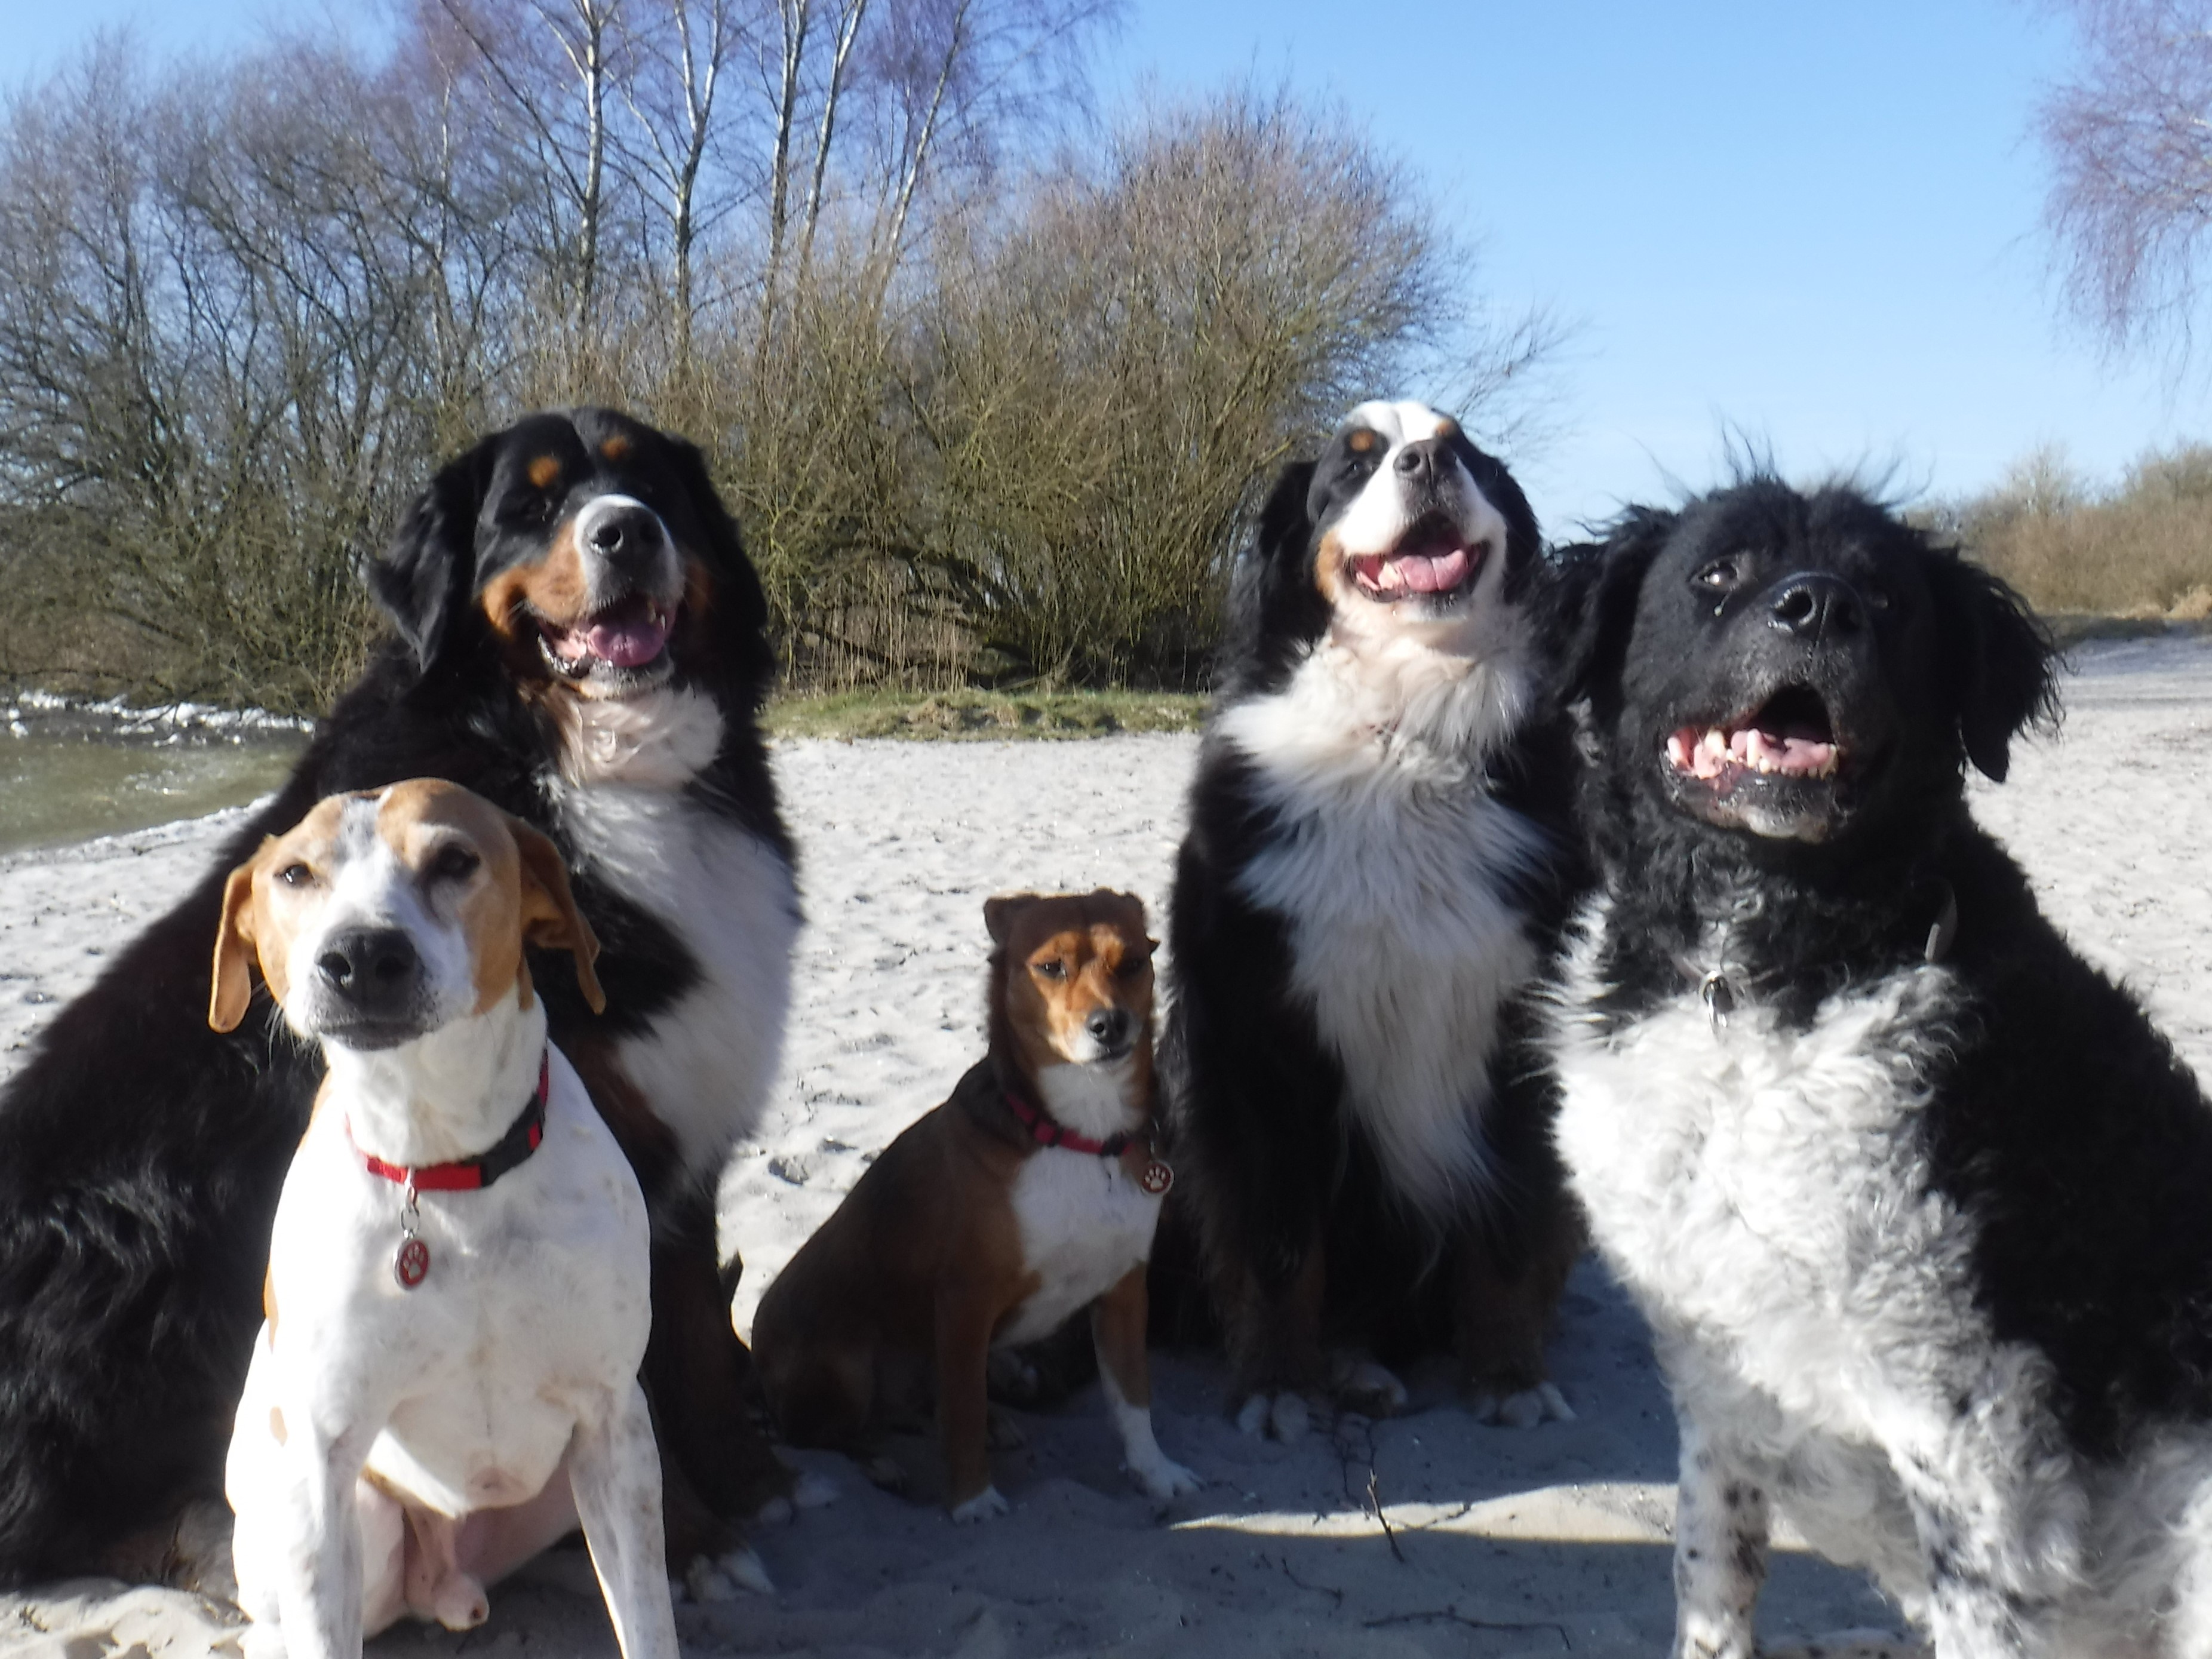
(791, 1470, 840, 1510)
(949, 1485, 1010, 1524)
(1473, 1381, 1573, 1428)
(1333, 1358, 1408, 1415)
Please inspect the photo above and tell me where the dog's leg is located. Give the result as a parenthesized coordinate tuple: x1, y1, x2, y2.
(1671, 1413, 1771, 1659)
(1223, 1240, 1326, 1443)
(1090, 1267, 1199, 1501)
(935, 1287, 1006, 1522)
(263, 1424, 377, 1659)
(570, 1380, 681, 1659)
(1890, 1439, 2067, 1659)
(1452, 1206, 1580, 1428)
(402, 1505, 489, 1633)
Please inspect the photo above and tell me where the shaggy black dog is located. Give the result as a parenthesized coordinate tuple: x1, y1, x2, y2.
(1547, 475, 2212, 1655)
(0, 409, 795, 1592)
(1159, 401, 1586, 1441)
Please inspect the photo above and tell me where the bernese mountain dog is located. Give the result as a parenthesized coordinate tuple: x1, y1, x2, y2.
(1160, 401, 1586, 1441)
(1547, 475, 2212, 1656)
(0, 409, 797, 1594)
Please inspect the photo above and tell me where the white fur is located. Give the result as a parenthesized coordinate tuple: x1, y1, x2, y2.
(1218, 635, 1547, 1221)
(1331, 399, 1510, 570)
(1000, 1150, 1163, 1348)
(1034, 1055, 1143, 1144)
(549, 685, 800, 1182)
(227, 989, 675, 1658)
(1547, 893, 2212, 1658)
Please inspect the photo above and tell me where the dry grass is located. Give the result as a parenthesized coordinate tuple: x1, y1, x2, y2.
(763, 687, 1205, 741)
(1942, 444, 2212, 620)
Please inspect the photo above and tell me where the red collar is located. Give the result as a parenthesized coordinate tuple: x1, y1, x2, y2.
(1004, 1087, 1135, 1159)
(351, 1053, 550, 1193)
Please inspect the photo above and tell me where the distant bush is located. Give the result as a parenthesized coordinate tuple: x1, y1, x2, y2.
(0, 13, 1557, 711)
(1927, 443, 2212, 620)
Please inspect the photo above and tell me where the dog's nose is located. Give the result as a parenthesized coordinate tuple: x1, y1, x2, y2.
(1393, 439, 1445, 484)
(317, 927, 422, 1010)
(1085, 1007, 1132, 1051)
(1767, 573, 1863, 643)
(576, 498, 666, 565)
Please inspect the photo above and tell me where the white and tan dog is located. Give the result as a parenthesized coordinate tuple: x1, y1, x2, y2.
(211, 778, 676, 1659)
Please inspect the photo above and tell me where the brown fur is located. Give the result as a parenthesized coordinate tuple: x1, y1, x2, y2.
(754, 890, 1161, 1511)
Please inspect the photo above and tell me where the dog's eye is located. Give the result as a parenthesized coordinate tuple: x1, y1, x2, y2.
(278, 862, 314, 888)
(1692, 560, 1737, 591)
(1115, 956, 1152, 979)
(1862, 580, 1891, 612)
(429, 844, 481, 882)
(1031, 959, 1067, 981)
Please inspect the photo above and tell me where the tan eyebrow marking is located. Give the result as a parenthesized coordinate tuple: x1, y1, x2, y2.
(600, 435, 631, 460)
(1347, 429, 1377, 454)
(528, 455, 562, 490)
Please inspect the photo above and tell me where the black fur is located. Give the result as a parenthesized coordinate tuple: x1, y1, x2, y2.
(0, 408, 790, 1583)
(1560, 474, 2212, 1458)
(1159, 411, 1587, 1406)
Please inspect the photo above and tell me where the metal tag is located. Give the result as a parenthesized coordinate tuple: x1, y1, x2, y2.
(394, 1236, 430, 1289)
(1138, 1159, 1175, 1197)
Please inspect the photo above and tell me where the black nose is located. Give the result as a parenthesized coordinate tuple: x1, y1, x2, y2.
(317, 927, 421, 1012)
(1393, 439, 1443, 484)
(1767, 573, 1863, 642)
(584, 504, 663, 561)
(1085, 1007, 1132, 1050)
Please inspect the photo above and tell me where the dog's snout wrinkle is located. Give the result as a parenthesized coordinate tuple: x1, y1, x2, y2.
(1766, 573, 1863, 644)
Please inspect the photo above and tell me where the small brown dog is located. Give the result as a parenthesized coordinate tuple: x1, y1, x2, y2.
(754, 890, 1199, 1521)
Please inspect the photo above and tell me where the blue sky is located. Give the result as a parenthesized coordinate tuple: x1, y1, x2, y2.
(10, 1, 2206, 532)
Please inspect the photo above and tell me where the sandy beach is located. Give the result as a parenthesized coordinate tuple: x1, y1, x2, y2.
(6, 633, 2210, 1658)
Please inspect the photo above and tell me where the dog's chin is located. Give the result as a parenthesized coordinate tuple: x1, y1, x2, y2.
(304, 1016, 431, 1053)
(1657, 684, 1859, 844)
(537, 592, 680, 698)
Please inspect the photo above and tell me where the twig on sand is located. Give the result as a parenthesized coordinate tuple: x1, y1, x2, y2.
(1334, 1415, 1406, 1564)
(1363, 1608, 1574, 1648)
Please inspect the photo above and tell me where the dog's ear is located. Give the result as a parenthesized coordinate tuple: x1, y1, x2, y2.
(210, 856, 266, 1034)
(659, 434, 776, 698)
(1551, 507, 1675, 703)
(508, 817, 606, 1015)
(371, 435, 498, 675)
(1922, 548, 2059, 782)
(983, 895, 1022, 947)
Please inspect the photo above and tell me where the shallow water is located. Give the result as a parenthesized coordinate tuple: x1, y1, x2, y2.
(0, 729, 304, 857)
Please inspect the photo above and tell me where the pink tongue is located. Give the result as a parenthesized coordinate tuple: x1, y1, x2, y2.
(1396, 546, 1470, 594)
(582, 613, 670, 668)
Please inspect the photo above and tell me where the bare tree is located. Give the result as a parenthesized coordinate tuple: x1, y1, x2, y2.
(2038, 0, 2212, 361)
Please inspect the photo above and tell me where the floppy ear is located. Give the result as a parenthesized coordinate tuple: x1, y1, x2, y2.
(508, 817, 606, 1015)
(1551, 507, 1675, 705)
(370, 436, 497, 674)
(1922, 548, 2059, 782)
(209, 859, 264, 1034)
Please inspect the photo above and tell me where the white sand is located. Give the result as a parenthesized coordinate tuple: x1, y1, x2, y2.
(7, 632, 2211, 1658)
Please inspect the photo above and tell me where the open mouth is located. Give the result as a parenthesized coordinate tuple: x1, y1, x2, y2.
(537, 592, 677, 680)
(1666, 685, 1841, 784)
(1347, 515, 1480, 603)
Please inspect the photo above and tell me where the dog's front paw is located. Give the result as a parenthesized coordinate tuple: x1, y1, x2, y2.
(683, 1544, 775, 1601)
(1130, 1455, 1203, 1501)
(1234, 1391, 1311, 1442)
(949, 1485, 1010, 1524)
(1331, 1356, 1409, 1416)
(1469, 1381, 1573, 1428)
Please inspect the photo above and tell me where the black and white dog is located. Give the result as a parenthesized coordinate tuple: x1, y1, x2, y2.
(0, 410, 795, 1595)
(1162, 401, 1586, 1440)
(1548, 475, 2212, 1657)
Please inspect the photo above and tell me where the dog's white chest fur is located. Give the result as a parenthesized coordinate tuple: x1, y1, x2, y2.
(1219, 642, 1546, 1219)
(999, 1151, 1162, 1348)
(550, 687, 799, 1176)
